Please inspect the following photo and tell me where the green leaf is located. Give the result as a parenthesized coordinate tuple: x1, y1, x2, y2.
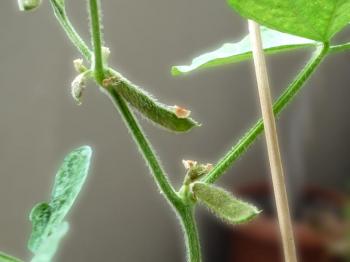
(17, 0, 42, 11)
(0, 252, 23, 262)
(172, 27, 317, 76)
(31, 222, 69, 262)
(111, 74, 200, 132)
(49, 146, 92, 225)
(28, 146, 92, 254)
(50, 0, 65, 9)
(56, 0, 65, 7)
(28, 203, 52, 252)
(227, 0, 350, 41)
(192, 182, 260, 224)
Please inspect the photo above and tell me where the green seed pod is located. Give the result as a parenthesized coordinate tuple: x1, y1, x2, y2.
(106, 72, 199, 132)
(18, 0, 42, 11)
(191, 182, 260, 224)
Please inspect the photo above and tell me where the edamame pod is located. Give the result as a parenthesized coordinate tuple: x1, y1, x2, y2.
(106, 73, 199, 132)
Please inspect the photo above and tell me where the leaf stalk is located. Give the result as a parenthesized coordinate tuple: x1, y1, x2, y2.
(203, 43, 329, 184)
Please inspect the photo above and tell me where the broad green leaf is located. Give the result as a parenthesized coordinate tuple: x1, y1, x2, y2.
(172, 27, 317, 76)
(110, 74, 200, 132)
(0, 252, 23, 262)
(227, 0, 350, 41)
(28, 146, 92, 254)
(192, 182, 260, 224)
(31, 222, 69, 262)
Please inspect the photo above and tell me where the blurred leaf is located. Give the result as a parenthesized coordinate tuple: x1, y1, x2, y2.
(28, 146, 92, 256)
(227, 0, 350, 41)
(172, 27, 317, 76)
(50, 0, 65, 9)
(192, 182, 260, 224)
(28, 203, 52, 252)
(31, 222, 69, 262)
(0, 252, 23, 262)
(49, 146, 92, 225)
(17, 0, 42, 11)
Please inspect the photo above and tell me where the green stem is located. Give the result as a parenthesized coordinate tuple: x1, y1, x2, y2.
(103, 87, 182, 208)
(87, 0, 182, 212)
(49, 0, 92, 61)
(329, 42, 350, 54)
(88, 0, 104, 83)
(48, 2, 349, 261)
(203, 43, 329, 184)
(178, 206, 202, 262)
(51, 2, 200, 260)
(103, 86, 201, 261)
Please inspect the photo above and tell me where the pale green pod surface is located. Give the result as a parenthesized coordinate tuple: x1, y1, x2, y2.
(114, 78, 199, 132)
(28, 146, 92, 257)
(227, 0, 350, 41)
(0, 252, 23, 262)
(192, 182, 260, 224)
(172, 27, 317, 76)
(18, 0, 42, 11)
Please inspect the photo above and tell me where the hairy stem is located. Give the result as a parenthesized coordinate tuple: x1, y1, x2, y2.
(47, 2, 350, 261)
(203, 43, 329, 184)
(103, 84, 201, 262)
(49, 0, 92, 61)
(87, 0, 183, 209)
(105, 85, 202, 259)
(178, 206, 202, 262)
(52, 2, 201, 260)
(103, 87, 182, 207)
(329, 41, 350, 54)
(88, 0, 104, 83)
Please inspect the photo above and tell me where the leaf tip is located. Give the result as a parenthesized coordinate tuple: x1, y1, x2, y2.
(18, 0, 42, 11)
(72, 145, 93, 162)
(171, 66, 182, 76)
(187, 118, 202, 131)
(78, 145, 93, 157)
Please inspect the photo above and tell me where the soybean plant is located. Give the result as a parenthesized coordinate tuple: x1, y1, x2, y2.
(3, 0, 350, 262)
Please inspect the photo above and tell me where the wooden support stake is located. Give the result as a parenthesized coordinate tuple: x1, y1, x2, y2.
(248, 20, 298, 262)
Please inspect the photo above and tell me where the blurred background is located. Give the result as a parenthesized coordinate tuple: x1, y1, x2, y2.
(1, 0, 349, 261)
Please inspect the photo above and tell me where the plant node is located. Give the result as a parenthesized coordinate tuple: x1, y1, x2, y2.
(179, 160, 213, 203)
(102, 75, 121, 88)
(183, 160, 213, 184)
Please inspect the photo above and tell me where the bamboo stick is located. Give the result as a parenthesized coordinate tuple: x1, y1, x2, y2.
(248, 20, 298, 262)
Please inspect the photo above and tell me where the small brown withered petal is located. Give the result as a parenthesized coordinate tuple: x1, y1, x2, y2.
(174, 105, 191, 119)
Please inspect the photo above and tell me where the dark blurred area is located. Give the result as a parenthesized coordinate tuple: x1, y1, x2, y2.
(0, 0, 349, 261)
(202, 183, 349, 262)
